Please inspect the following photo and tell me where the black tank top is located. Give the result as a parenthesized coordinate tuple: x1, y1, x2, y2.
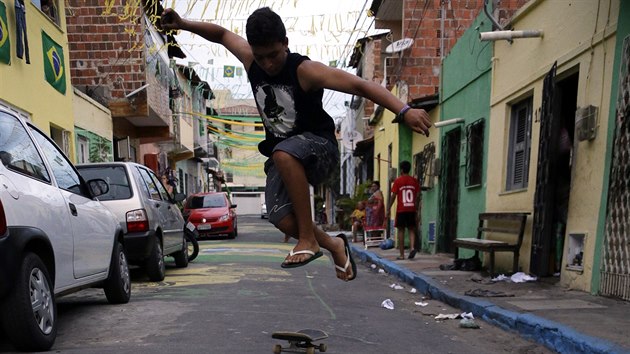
(247, 53, 337, 157)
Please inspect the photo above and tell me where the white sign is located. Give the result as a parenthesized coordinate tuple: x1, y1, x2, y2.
(385, 38, 414, 53)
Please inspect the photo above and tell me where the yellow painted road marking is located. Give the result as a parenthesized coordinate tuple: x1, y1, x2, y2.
(149, 242, 331, 287)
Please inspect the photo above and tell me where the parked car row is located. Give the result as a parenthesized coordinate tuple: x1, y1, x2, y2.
(0, 109, 243, 351)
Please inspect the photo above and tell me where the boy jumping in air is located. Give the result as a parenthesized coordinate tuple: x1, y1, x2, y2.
(161, 7, 432, 281)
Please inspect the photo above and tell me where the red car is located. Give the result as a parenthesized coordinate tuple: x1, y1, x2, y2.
(183, 192, 238, 239)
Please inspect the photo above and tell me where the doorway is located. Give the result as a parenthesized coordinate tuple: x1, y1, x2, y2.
(531, 64, 577, 277)
(438, 127, 461, 254)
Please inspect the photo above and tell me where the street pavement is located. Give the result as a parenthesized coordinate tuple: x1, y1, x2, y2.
(345, 233, 630, 354)
(0, 216, 552, 353)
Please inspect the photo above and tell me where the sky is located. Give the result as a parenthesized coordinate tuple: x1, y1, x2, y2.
(166, 0, 381, 119)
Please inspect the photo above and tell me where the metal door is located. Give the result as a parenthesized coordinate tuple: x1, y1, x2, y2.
(438, 128, 460, 254)
(600, 38, 630, 301)
(530, 63, 560, 277)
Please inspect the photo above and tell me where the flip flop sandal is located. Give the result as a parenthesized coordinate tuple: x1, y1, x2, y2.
(335, 233, 357, 281)
(408, 250, 417, 259)
(281, 249, 323, 268)
(396, 256, 405, 260)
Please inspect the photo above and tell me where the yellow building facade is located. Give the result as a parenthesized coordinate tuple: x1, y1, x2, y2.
(0, 0, 74, 158)
(487, 0, 619, 291)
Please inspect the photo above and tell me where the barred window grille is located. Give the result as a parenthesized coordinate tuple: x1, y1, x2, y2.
(507, 97, 533, 191)
(465, 119, 484, 187)
(414, 142, 436, 189)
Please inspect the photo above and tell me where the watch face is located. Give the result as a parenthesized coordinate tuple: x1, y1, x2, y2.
(397, 81, 409, 102)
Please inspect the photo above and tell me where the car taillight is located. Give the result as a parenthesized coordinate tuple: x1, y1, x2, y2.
(126, 209, 149, 233)
(0, 200, 6, 236)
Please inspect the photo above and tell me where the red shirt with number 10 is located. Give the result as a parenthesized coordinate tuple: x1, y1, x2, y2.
(391, 175, 420, 213)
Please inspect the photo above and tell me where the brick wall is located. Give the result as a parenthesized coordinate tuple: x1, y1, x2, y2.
(382, 0, 528, 100)
(66, 0, 146, 104)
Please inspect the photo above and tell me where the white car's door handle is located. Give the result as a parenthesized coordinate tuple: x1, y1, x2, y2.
(69, 203, 77, 216)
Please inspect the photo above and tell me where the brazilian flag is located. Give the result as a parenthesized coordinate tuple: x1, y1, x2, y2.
(0, 1, 10, 65)
(42, 31, 66, 94)
(223, 65, 235, 78)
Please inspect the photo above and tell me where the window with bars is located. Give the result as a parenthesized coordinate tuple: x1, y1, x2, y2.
(465, 118, 484, 187)
(506, 97, 533, 191)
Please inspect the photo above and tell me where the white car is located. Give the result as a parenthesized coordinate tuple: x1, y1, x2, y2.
(77, 162, 189, 281)
(0, 109, 130, 351)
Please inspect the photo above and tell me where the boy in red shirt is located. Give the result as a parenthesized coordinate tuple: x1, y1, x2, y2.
(386, 161, 420, 259)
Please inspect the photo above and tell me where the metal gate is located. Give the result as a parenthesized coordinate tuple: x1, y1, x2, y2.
(600, 38, 630, 301)
(414, 143, 436, 249)
(530, 63, 559, 277)
(438, 128, 460, 254)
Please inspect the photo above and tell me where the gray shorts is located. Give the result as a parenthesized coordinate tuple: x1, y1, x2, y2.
(264, 132, 339, 226)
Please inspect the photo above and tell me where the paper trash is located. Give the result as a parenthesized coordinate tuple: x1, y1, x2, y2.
(435, 313, 460, 320)
(415, 301, 429, 307)
(492, 272, 537, 283)
(381, 299, 395, 310)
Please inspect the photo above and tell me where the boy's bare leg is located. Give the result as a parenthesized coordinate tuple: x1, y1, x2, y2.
(272, 151, 319, 264)
(408, 227, 416, 251)
(397, 228, 405, 258)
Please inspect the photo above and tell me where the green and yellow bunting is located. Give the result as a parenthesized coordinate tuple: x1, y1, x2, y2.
(0, 1, 10, 65)
(42, 31, 66, 94)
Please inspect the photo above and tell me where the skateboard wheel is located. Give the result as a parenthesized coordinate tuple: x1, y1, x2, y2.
(319, 343, 327, 352)
(273, 344, 282, 354)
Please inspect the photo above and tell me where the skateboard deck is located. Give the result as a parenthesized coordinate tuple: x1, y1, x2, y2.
(272, 329, 328, 353)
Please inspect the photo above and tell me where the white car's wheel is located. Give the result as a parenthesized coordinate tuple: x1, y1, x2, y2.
(104, 241, 131, 304)
(146, 237, 165, 281)
(1, 252, 56, 351)
(173, 236, 189, 268)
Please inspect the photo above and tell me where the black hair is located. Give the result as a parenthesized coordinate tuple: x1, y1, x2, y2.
(246, 7, 286, 46)
(399, 160, 411, 174)
(372, 181, 380, 188)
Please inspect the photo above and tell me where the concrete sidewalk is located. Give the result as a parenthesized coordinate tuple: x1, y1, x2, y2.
(347, 241, 630, 354)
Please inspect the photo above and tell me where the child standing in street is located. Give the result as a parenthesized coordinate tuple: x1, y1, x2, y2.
(386, 161, 420, 260)
(161, 7, 432, 281)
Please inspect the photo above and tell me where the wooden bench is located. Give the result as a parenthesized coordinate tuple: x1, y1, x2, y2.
(453, 212, 529, 276)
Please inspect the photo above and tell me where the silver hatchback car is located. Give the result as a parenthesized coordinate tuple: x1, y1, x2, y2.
(0, 109, 129, 351)
(77, 162, 188, 281)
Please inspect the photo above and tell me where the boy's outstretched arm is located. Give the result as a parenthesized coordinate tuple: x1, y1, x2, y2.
(298, 61, 432, 136)
(161, 8, 254, 70)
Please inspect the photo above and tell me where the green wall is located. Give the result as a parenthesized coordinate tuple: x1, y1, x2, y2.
(424, 12, 493, 255)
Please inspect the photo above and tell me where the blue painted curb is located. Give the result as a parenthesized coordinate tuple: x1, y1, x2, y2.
(350, 245, 629, 354)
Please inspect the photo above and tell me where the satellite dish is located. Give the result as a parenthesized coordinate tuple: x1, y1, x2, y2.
(342, 130, 363, 150)
(385, 38, 414, 54)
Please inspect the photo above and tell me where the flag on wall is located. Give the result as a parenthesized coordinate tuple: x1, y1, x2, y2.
(42, 31, 66, 94)
(0, 1, 10, 65)
(223, 65, 235, 78)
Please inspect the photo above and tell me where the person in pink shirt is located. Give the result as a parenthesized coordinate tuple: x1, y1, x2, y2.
(386, 161, 420, 260)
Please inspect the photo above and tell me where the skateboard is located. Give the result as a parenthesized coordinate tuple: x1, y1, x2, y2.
(272, 329, 328, 354)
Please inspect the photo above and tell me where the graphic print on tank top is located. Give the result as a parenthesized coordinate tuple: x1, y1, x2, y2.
(254, 83, 296, 137)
